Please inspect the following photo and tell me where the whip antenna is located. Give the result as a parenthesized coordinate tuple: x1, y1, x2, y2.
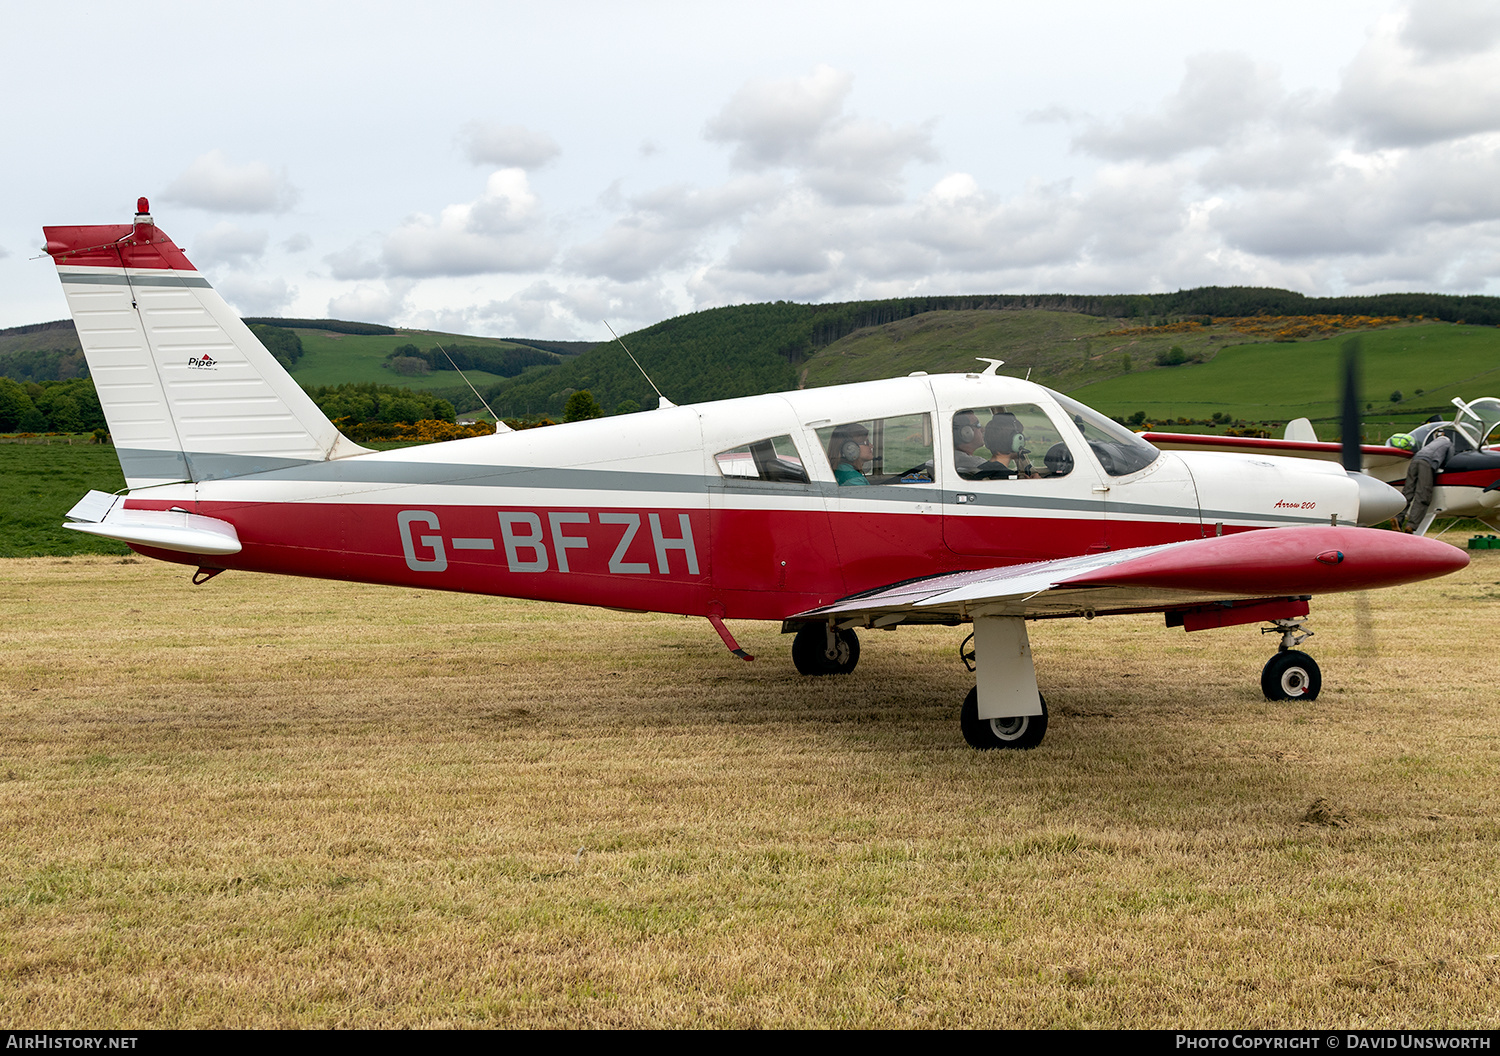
(432, 340, 511, 433)
(604, 319, 674, 409)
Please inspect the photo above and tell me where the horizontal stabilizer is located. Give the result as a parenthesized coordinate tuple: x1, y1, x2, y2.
(63, 495, 242, 556)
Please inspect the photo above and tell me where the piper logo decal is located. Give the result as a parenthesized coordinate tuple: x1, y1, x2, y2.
(187, 354, 217, 369)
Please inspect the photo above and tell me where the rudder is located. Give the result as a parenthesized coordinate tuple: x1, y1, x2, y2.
(43, 198, 367, 489)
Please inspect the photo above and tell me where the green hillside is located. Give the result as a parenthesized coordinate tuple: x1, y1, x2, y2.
(7, 288, 1500, 431)
(1068, 321, 1500, 439)
(287, 328, 550, 395)
(800, 309, 1266, 389)
(482, 302, 812, 417)
(480, 287, 1500, 419)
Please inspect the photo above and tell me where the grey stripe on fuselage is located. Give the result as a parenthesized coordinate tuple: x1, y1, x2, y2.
(114, 447, 1331, 525)
(61, 272, 213, 289)
(117, 448, 319, 484)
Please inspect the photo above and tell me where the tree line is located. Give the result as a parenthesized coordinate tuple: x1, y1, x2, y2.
(0, 378, 104, 433)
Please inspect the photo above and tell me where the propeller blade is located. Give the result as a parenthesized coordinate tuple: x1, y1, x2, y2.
(1341, 337, 1363, 473)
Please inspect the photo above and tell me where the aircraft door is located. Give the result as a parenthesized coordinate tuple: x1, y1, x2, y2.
(943, 402, 1109, 562)
(815, 409, 947, 593)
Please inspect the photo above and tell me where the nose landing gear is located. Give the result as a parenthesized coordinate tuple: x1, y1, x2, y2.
(1260, 617, 1321, 700)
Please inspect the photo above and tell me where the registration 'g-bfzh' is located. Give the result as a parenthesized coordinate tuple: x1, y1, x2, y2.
(45, 201, 1467, 750)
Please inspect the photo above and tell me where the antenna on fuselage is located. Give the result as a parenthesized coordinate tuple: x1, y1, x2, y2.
(432, 339, 512, 433)
(974, 357, 1005, 376)
(604, 319, 674, 409)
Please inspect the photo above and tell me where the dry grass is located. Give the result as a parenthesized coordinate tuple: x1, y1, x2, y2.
(2, 554, 1498, 1028)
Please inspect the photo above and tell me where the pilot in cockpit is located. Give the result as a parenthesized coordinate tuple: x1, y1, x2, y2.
(828, 423, 873, 486)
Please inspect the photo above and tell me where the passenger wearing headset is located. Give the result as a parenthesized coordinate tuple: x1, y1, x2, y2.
(974, 412, 1034, 479)
(828, 423, 873, 486)
(953, 409, 987, 476)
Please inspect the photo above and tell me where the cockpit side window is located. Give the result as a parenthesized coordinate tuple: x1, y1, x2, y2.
(1047, 390, 1161, 477)
(816, 413, 934, 486)
(952, 405, 1075, 480)
(714, 434, 810, 483)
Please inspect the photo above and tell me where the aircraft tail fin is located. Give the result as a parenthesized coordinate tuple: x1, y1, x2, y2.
(1283, 418, 1318, 442)
(43, 199, 368, 490)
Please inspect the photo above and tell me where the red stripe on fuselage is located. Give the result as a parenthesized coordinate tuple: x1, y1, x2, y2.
(1434, 469, 1500, 488)
(122, 498, 1211, 621)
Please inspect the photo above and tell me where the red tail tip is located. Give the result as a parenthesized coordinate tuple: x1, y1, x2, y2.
(136, 197, 150, 215)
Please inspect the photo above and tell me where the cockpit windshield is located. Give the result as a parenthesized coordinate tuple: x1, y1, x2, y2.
(1462, 398, 1500, 447)
(1046, 389, 1161, 477)
(1408, 419, 1479, 453)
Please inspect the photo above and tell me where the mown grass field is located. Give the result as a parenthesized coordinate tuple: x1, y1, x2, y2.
(1, 552, 1496, 1027)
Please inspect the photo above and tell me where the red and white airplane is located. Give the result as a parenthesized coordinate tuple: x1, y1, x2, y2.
(42, 201, 1469, 749)
(1147, 402, 1500, 537)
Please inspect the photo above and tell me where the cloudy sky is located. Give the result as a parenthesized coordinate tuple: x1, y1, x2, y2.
(4, 0, 1499, 338)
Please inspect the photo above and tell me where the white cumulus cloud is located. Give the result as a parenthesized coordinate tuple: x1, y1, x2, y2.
(1332, 4, 1500, 147)
(216, 275, 295, 316)
(328, 280, 415, 324)
(459, 122, 561, 169)
(381, 169, 556, 277)
(190, 222, 268, 268)
(706, 64, 937, 205)
(162, 150, 299, 213)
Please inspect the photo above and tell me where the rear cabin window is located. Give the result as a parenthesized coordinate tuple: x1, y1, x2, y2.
(816, 414, 935, 486)
(951, 405, 1076, 480)
(714, 435, 810, 483)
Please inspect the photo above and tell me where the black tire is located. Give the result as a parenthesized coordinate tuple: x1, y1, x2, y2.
(1261, 650, 1322, 701)
(960, 687, 1048, 750)
(791, 624, 860, 676)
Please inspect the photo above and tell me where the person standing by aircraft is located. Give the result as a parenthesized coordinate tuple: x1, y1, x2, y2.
(828, 423, 873, 485)
(1399, 427, 1454, 532)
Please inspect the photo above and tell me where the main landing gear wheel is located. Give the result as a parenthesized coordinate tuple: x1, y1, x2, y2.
(791, 624, 860, 676)
(960, 688, 1048, 750)
(1261, 650, 1322, 701)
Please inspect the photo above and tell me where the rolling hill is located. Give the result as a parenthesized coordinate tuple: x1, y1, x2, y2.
(6, 287, 1500, 436)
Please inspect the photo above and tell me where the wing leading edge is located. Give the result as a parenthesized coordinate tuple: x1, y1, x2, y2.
(793, 525, 1468, 624)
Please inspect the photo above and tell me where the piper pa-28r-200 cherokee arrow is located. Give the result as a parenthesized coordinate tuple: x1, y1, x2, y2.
(43, 201, 1469, 750)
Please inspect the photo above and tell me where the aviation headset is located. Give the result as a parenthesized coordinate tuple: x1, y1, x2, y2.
(831, 425, 870, 463)
(954, 412, 981, 446)
(984, 413, 1026, 455)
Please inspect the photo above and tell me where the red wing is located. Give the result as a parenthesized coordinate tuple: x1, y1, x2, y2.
(793, 525, 1467, 623)
(1142, 432, 1411, 475)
